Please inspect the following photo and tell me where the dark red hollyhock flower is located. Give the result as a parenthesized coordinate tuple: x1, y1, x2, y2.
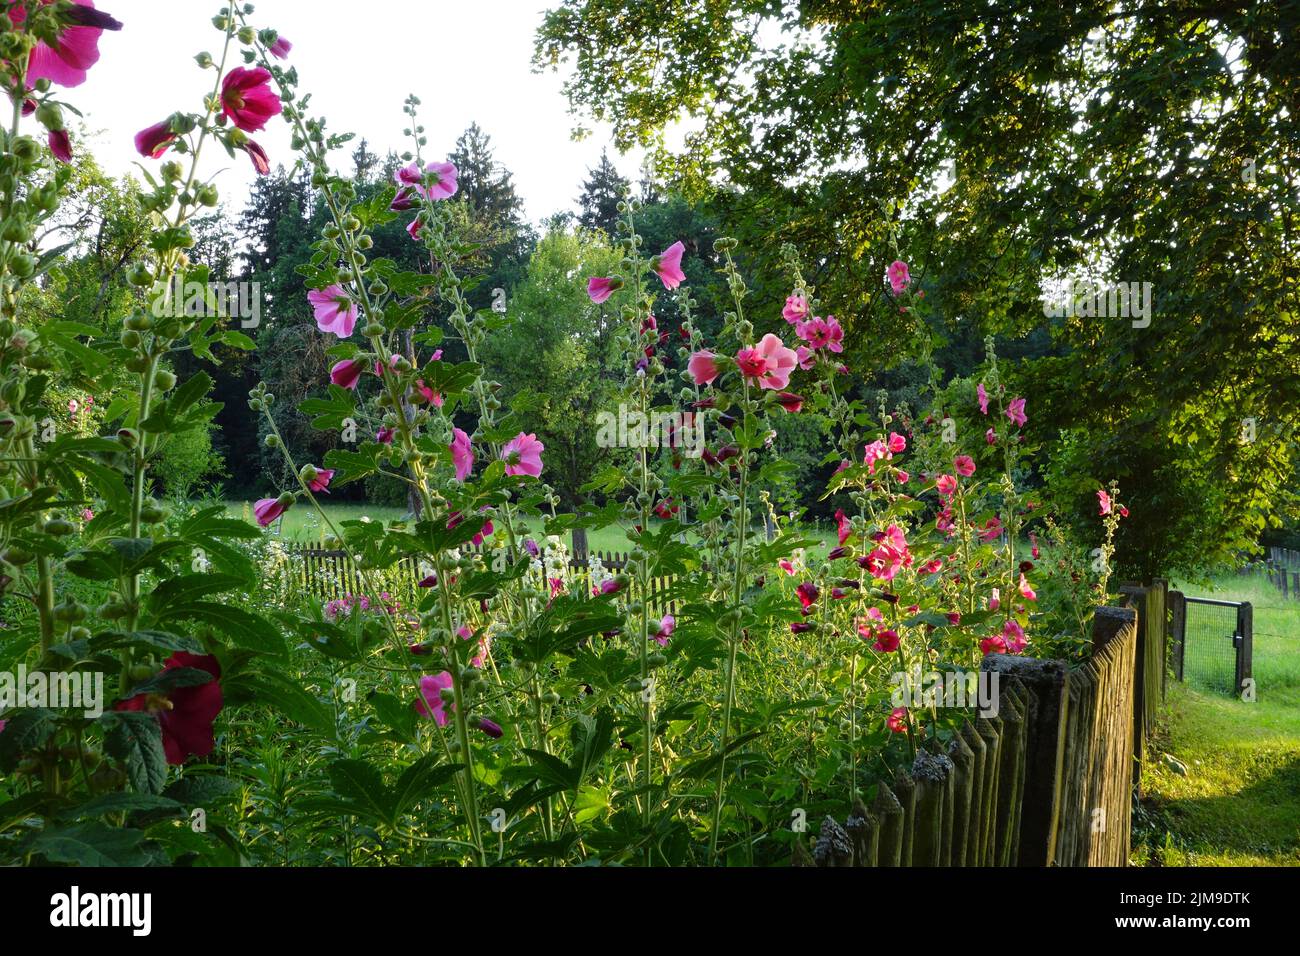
(790, 621, 813, 634)
(691, 396, 717, 410)
(796, 581, 819, 610)
(134, 119, 177, 158)
(116, 652, 223, 765)
(827, 546, 848, 561)
(775, 392, 804, 413)
(475, 717, 503, 739)
(48, 129, 72, 163)
(718, 413, 738, 430)
(1019, 560, 1035, 573)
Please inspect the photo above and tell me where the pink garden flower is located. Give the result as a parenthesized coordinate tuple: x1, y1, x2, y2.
(450, 427, 473, 482)
(1098, 489, 1112, 515)
(1006, 397, 1027, 427)
(795, 345, 816, 370)
(886, 260, 910, 295)
(979, 517, 1003, 542)
(888, 431, 907, 454)
(134, 119, 177, 159)
(651, 241, 686, 289)
(308, 469, 334, 494)
(240, 140, 271, 176)
(736, 333, 797, 391)
(980, 635, 1007, 656)
(1002, 618, 1027, 654)
(775, 391, 804, 413)
(687, 350, 720, 386)
(871, 629, 900, 653)
(796, 582, 819, 611)
(652, 614, 675, 648)
(796, 316, 844, 352)
(783, 295, 808, 324)
(1018, 573, 1037, 601)
(887, 707, 908, 733)
(330, 358, 365, 390)
(988, 588, 1001, 612)
(986, 427, 997, 445)
(977, 382, 989, 415)
(587, 276, 620, 303)
(502, 432, 544, 477)
(935, 474, 957, 497)
(414, 672, 454, 727)
(309, 285, 358, 338)
(421, 161, 459, 200)
(953, 455, 976, 477)
(48, 128, 72, 163)
(376, 427, 395, 445)
(835, 509, 852, 546)
(11, 0, 121, 89)
(268, 34, 292, 59)
(220, 66, 282, 133)
(253, 498, 288, 527)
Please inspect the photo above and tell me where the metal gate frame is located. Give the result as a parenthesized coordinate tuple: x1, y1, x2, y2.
(1169, 592, 1253, 697)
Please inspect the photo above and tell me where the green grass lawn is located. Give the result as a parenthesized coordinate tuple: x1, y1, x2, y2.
(1134, 571, 1300, 866)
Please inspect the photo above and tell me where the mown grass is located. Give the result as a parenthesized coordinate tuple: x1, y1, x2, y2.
(1134, 571, 1300, 866)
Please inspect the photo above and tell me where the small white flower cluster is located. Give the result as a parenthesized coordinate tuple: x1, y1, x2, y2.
(543, 535, 569, 586)
(588, 551, 613, 590)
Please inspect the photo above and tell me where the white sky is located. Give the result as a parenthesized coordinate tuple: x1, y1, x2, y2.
(68, 0, 646, 224)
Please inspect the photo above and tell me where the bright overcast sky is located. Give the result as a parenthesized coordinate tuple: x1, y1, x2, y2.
(70, 0, 646, 224)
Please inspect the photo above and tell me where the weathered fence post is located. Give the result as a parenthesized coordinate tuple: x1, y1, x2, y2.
(1168, 590, 1186, 681)
(570, 528, 588, 564)
(909, 752, 952, 867)
(1236, 602, 1253, 699)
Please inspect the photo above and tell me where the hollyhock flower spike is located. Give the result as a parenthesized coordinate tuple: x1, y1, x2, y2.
(309, 285, 358, 338)
(651, 240, 686, 289)
(977, 383, 989, 415)
(220, 66, 282, 133)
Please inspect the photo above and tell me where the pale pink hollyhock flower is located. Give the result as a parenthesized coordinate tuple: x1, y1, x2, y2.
(1018, 573, 1037, 601)
(977, 382, 989, 415)
(254, 498, 288, 527)
(415, 672, 454, 726)
(330, 358, 365, 390)
(49, 129, 72, 163)
(1006, 396, 1027, 427)
(12, 0, 121, 89)
(751, 333, 797, 391)
(268, 34, 292, 58)
(988, 588, 1001, 612)
(1003, 618, 1027, 653)
(888, 432, 906, 454)
(68, 399, 79, 415)
(309, 286, 358, 338)
(953, 455, 976, 477)
(783, 295, 808, 324)
(308, 469, 334, 493)
(652, 614, 675, 647)
(986, 427, 996, 445)
(422, 161, 459, 200)
(795, 345, 816, 370)
(502, 432, 544, 477)
(935, 474, 957, 497)
(220, 66, 282, 133)
(652, 241, 686, 289)
(863, 439, 889, 474)
(587, 277, 620, 303)
(450, 427, 473, 482)
(135, 119, 177, 159)
(1097, 489, 1112, 515)
(887, 260, 911, 295)
(687, 350, 720, 386)
(887, 707, 908, 733)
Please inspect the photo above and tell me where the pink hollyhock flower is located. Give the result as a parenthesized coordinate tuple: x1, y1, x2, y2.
(778, 559, 796, 576)
(253, 497, 288, 527)
(886, 260, 911, 295)
(502, 432, 544, 477)
(980, 635, 1007, 656)
(1003, 618, 1027, 653)
(376, 427, 395, 444)
(988, 588, 1001, 612)
(775, 391, 804, 413)
(888, 431, 907, 454)
(1018, 573, 1037, 601)
(936, 506, 955, 534)
(415, 672, 454, 726)
(1097, 489, 1112, 515)
(1006, 396, 1027, 427)
(796, 582, 819, 610)
(652, 614, 675, 648)
(979, 517, 1003, 542)
(12, 0, 121, 89)
(220, 66, 282, 133)
(896, 469, 910, 484)
(308, 469, 334, 494)
(887, 707, 908, 733)
(954, 455, 976, 477)
(598, 577, 625, 596)
(135, 119, 177, 159)
(935, 474, 958, 497)
(946, 611, 961, 626)
(450, 427, 473, 482)
(687, 350, 720, 386)
(1029, 532, 1040, 559)
(587, 277, 620, 304)
(240, 140, 271, 176)
(835, 509, 852, 546)
(871, 629, 900, 653)
(48, 129, 72, 163)
(986, 427, 997, 445)
(472, 520, 494, 547)
(863, 439, 890, 474)
(116, 652, 222, 765)
(80, 508, 94, 521)
(796, 316, 844, 352)
(783, 295, 808, 324)
(268, 34, 292, 59)
(977, 382, 989, 415)
(751, 334, 797, 390)
(330, 358, 365, 390)
(395, 162, 423, 187)
(309, 285, 358, 338)
(421, 161, 459, 200)
(652, 240, 686, 289)
(390, 186, 418, 211)
(795, 345, 817, 371)
(921, 557, 943, 574)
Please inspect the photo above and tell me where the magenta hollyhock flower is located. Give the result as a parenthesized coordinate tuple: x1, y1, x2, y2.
(953, 455, 976, 477)
(796, 581, 819, 610)
(12, 0, 121, 89)
(835, 509, 852, 546)
(979, 517, 1003, 542)
(1018, 573, 1037, 601)
(887, 707, 908, 733)
(587, 276, 620, 304)
(1006, 396, 1027, 427)
(253, 497, 288, 527)
(390, 186, 418, 211)
(871, 629, 900, 653)
(475, 717, 503, 739)
(268, 34, 292, 59)
(116, 652, 222, 765)
(308, 285, 358, 338)
(502, 432, 544, 477)
(395, 162, 423, 187)
(220, 66, 282, 133)
(888, 431, 907, 454)
(308, 469, 334, 493)
(783, 294, 808, 324)
(48, 129, 72, 163)
(778, 559, 796, 575)
(240, 140, 271, 176)
(687, 350, 719, 386)
(795, 345, 816, 370)
(1097, 489, 1112, 515)
(376, 427, 395, 445)
(472, 520, 494, 547)
(330, 358, 365, 390)
(598, 577, 625, 596)
(775, 391, 804, 413)
(415, 672, 454, 727)
(450, 427, 473, 482)
(980, 635, 1007, 656)
(790, 621, 812, 634)
(986, 427, 996, 445)
(651, 241, 686, 290)
(935, 474, 957, 497)
(134, 119, 177, 159)
(886, 260, 911, 295)
(738, 333, 797, 391)
(422, 161, 459, 200)
(796, 316, 844, 353)
(652, 614, 675, 648)
(977, 382, 989, 415)
(1003, 618, 1027, 653)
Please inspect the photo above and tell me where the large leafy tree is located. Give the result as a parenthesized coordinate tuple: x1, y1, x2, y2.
(535, 0, 1300, 577)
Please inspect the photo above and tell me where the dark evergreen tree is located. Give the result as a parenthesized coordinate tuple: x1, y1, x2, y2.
(576, 149, 629, 235)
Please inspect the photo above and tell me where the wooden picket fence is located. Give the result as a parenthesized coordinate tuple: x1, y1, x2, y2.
(800, 587, 1164, 867)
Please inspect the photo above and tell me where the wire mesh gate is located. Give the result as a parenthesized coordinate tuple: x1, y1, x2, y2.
(1169, 592, 1253, 696)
